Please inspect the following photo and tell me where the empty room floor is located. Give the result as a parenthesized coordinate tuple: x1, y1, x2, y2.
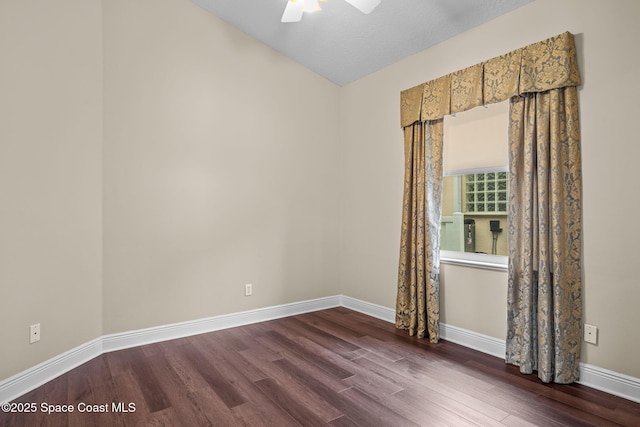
(2, 307, 639, 426)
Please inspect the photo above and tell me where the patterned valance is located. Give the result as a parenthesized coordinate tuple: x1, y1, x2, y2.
(400, 32, 581, 127)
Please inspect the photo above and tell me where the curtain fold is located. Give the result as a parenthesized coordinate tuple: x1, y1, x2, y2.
(396, 120, 444, 342)
(451, 64, 484, 114)
(506, 86, 582, 383)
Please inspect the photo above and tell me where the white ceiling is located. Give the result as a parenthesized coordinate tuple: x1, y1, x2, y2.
(191, 0, 534, 86)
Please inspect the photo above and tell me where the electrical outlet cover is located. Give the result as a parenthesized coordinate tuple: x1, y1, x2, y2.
(584, 324, 597, 345)
(30, 323, 41, 344)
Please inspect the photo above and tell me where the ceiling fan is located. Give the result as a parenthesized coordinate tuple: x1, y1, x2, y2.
(281, 0, 381, 23)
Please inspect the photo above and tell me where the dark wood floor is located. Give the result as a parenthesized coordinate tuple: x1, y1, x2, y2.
(2, 308, 639, 426)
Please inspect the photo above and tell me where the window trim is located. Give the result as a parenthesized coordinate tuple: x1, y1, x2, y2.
(443, 165, 509, 178)
(440, 250, 508, 271)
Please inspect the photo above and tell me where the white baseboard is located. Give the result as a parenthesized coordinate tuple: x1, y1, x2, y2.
(102, 295, 341, 353)
(439, 323, 507, 359)
(2, 295, 639, 405)
(0, 338, 103, 405)
(340, 295, 396, 323)
(578, 363, 640, 404)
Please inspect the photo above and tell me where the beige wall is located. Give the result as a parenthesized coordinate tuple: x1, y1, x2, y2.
(339, 0, 640, 379)
(0, 0, 103, 379)
(102, 0, 341, 333)
(1, 0, 340, 381)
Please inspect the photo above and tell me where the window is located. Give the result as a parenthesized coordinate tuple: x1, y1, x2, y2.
(440, 102, 509, 270)
(464, 172, 508, 213)
(440, 167, 508, 261)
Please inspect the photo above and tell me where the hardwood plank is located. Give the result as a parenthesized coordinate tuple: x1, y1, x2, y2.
(501, 414, 546, 427)
(259, 330, 354, 380)
(109, 370, 155, 426)
(229, 393, 301, 427)
(214, 326, 258, 352)
(337, 386, 420, 427)
(352, 335, 408, 362)
(126, 348, 172, 413)
(272, 357, 417, 427)
(385, 388, 485, 427)
(250, 348, 351, 394)
(187, 331, 309, 426)
(177, 340, 246, 409)
(198, 331, 269, 383)
(277, 316, 362, 357)
(147, 353, 235, 427)
(87, 383, 126, 427)
(327, 414, 361, 426)
(66, 359, 103, 427)
(160, 349, 212, 393)
(254, 378, 328, 427)
(340, 355, 405, 400)
(303, 311, 368, 340)
(238, 352, 343, 422)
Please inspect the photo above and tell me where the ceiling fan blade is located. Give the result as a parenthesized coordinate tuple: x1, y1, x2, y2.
(344, 0, 381, 14)
(282, 0, 304, 22)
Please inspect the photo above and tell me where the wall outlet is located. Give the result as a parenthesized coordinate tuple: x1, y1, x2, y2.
(244, 283, 253, 296)
(584, 324, 597, 345)
(30, 323, 41, 344)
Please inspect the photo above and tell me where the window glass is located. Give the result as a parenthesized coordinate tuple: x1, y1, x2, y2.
(440, 168, 508, 257)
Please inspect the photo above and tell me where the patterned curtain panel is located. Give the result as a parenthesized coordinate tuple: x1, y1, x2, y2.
(506, 87, 582, 383)
(395, 120, 444, 342)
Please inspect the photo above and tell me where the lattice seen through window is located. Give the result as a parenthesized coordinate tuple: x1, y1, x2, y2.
(464, 172, 508, 213)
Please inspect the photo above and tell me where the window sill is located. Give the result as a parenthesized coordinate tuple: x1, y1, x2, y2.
(440, 250, 508, 271)
(462, 212, 508, 216)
